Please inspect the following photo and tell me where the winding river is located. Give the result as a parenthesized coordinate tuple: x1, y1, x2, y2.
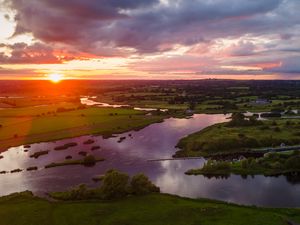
(0, 101, 300, 207)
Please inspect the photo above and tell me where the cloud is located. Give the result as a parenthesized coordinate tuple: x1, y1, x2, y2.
(0, 66, 42, 78)
(0, 43, 61, 64)
(0, 42, 106, 64)
(7, 0, 295, 54)
(267, 56, 300, 74)
(224, 41, 256, 56)
(1, 0, 300, 78)
(0, 42, 66, 64)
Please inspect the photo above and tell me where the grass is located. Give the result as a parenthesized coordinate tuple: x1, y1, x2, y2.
(100, 90, 300, 114)
(0, 102, 79, 117)
(0, 96, 78, 108)
(0, 191, 299, 225)
(0, 106, 166, 151)
(176, 119, 300, 157)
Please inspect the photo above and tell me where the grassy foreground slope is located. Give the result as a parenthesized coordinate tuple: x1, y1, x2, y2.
(0, 105, 165, 151)
(0, 192, 299, 225)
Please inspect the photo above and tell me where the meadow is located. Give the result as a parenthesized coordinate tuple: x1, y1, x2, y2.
(176, 118, 300, 157)
(0, 104, 165, 151)
(0, 192, 299, 225)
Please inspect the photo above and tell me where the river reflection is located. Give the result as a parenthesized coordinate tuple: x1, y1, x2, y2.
(0, 114, 300, 207)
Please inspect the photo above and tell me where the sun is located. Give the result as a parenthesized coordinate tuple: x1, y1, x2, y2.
(48, 73, 64, 83)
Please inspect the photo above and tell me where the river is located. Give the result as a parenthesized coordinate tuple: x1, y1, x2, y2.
(0, 112, 300, 207)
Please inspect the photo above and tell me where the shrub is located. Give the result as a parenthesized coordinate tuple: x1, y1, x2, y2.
(271, 162, 282, 170)
(285, 156, 300, 169)
(130, 174, 160, 195)
(30, 150, 49, 159)
(65, 155, 72, 160)
(238, 133, 245, 138)
(83, 139, 95, 145)
(79, 151, 87, 156)
(260, 125, 270, 130)
(274, 127, 281, 132)
(51, 184, 91, 200)
(50, 170, 159, 201)
(82, 155, 97, 166)
(54, 142, 77, 150)
(241, 159, 249, 169)
(27, 166, 38, 171)
(91, 146, 100, 151)
(100, 170, 130, 199)
(11, 168, 22, 173)
(261, 113, 281, 118)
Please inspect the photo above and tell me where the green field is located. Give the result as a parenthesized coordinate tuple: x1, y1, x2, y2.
(98, 89, 300, 114)
(0, 192, 299, 225)
(0, 105, 166, 151)
(176, 118, 300, 157)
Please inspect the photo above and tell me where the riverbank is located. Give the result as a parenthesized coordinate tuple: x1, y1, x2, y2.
(186, 151, 300, 176)
(0, 106, 166, 152)
(0, 191, 299, 225)
(175, 118, 300, 157)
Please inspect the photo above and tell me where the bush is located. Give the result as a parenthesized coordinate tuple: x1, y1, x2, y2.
(83, 139, 95, 145)
(100, 170, 130, 199)
(238, 133, 245, 138)
(130, 174, 160, 195)
(54, 142, 77, 150)
(202, 160, 230, 172)
(51, 184, 91, 200)
(50, 170, 159, 201)
(82, 155, 97, 166)
(227, 113, 262, 127)
(260, 125, 270, 130)
(285, 156, 300, 169)
(274, 127, 281, 132)
(30, 150, 49, 159)
(241, 159, 249, 169)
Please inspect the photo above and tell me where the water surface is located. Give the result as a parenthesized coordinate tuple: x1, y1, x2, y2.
(0, 114, 300, 207)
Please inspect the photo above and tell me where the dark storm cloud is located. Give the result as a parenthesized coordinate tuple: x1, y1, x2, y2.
(7, 0, 297, 54)
(8, 0, 159, 45)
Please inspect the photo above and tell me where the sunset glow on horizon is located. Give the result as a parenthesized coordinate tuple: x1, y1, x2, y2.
(47, 73, 64, 83)
(0, 0, 299, 80)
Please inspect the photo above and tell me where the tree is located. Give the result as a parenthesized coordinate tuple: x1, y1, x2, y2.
(228, 112, 246, 126)
(130, 174, 160, 195)
(100, 169, 129, 199)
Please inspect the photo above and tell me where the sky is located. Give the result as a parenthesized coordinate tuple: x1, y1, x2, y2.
(0, 0, 299, 80)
